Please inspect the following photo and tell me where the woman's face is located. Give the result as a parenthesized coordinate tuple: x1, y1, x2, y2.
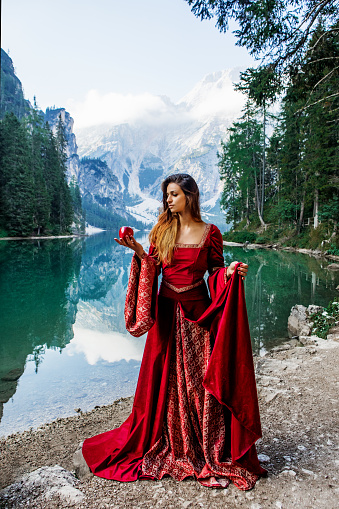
(166, 183, 187, 214)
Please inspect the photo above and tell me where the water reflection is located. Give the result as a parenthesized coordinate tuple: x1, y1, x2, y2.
(0, 233, 338, 435)
(223, 247, 339, 353)
(69, 326, 145, 364)
(0, 239, 82, 422)
(0, 231, 150, 435)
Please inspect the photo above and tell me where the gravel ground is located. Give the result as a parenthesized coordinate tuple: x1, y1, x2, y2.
(0, 338, 338, 509)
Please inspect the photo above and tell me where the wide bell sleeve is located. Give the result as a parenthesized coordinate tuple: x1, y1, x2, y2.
(207, 225, 229, 296)
(124, 245, 159, 337)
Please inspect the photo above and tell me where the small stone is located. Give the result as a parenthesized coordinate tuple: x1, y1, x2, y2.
(299, 336, 318, 346)
(301, 468, 315, 475)
(281, 469, 296, 476)
(258, 454, 270, 463)
(297, 445, 306, 451)
(182, 501, 193, 508)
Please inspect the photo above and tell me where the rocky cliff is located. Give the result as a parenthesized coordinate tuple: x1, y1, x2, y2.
(0, 49, 31, 120)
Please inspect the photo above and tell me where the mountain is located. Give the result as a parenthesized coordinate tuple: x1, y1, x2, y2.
(44, 107, 142, 229)
(0, 49, 31, 120)
(75, 69, 245, 230)
(1, 51, 243, 231)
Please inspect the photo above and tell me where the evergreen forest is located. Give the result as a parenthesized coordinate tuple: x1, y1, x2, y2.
(0, 108, 83, 237)
(188, 1, 338, 253)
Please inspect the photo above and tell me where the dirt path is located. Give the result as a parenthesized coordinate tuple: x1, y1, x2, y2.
(1, 339, 338, 508)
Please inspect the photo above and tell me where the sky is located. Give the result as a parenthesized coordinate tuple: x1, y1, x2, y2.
(2, 0, 255, 128)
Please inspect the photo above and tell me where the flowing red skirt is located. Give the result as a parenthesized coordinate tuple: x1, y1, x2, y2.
(141, 304, 260, 489)
(82, 265, 265, 489)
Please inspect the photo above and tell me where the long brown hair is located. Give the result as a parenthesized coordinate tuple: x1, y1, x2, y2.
(149, 174, 202, 264)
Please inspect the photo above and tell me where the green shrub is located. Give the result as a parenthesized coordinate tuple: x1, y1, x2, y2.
(308, 224, 328, 250)
(223, 231, 258, 243)
(311, 298, 339, 339)
(256, 233, 271, 244)
(327, 244, 339, 256)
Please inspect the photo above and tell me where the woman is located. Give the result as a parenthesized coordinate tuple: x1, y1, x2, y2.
(82, 174, 265, 490)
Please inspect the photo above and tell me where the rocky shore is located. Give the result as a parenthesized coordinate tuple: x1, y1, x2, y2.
(223, 240, 339, 262)
(1, 337, 338, 508)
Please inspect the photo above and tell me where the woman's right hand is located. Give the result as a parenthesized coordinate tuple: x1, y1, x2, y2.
(114, 235, 145, 259)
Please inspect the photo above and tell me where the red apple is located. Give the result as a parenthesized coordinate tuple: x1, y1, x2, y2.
(119, 226, 134, 240)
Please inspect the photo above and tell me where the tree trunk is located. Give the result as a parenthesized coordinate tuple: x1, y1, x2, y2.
(246, 182, 250, 227)
(314, 189, 319, 228)
(330, 221, 337, 238)
(297, 190, 305, 234)
(261, 103, 266, 217)
(254, 170, 266, 229)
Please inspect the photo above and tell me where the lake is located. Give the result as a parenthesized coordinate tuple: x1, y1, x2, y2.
(0, 231, 338, 437)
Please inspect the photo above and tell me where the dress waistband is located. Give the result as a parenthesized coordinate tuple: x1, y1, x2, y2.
(161, 278, 204, 293)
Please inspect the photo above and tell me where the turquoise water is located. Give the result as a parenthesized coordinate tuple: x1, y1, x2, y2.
(0, 232, 338, 436)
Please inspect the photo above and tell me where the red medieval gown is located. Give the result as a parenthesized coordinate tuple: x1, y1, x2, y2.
(82, 223, 266, 490)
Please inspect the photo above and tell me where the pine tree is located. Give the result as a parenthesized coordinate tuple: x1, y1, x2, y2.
(53, 115, 73, 233)
(0, 113, 34, 235)
(26, 99, 50, 234)
(219, 100, 264, 227)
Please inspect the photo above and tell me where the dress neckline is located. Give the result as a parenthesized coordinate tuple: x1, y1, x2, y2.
(175, 223, 212, 248)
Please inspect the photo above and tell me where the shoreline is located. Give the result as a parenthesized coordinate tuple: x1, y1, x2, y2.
(1, 236, 337, 262)
(0, 234, 88, 241)
(1, 337, 338, 508)
(223, 240, 339, 261)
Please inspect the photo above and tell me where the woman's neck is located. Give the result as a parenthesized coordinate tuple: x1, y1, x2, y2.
(177, 209, 195, 228)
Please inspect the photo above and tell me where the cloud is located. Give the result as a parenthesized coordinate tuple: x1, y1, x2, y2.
(66, 90, 177, 129)
(66, 69, 246, 130)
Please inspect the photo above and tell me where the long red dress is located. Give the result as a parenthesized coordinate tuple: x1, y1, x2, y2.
(82, 224, 266, 489)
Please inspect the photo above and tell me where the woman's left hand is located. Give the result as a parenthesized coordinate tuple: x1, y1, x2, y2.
(226, 261, 248, 280)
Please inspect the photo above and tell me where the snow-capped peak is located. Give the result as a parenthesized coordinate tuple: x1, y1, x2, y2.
(178, 68, 245, 121)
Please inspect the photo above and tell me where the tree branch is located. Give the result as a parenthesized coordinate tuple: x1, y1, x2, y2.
(297, 92, 339, 112)
(309, 27, 339, 52)
(306, 56, 339, 64)
(303, 66, 339, 108)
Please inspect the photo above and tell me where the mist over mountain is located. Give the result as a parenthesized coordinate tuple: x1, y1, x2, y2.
(75, 69, 245, 229)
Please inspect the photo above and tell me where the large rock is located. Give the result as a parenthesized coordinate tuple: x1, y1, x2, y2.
(287, 304, 323, 338)
(0, 465, 85, 507)
(288, 305, 311, 337)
